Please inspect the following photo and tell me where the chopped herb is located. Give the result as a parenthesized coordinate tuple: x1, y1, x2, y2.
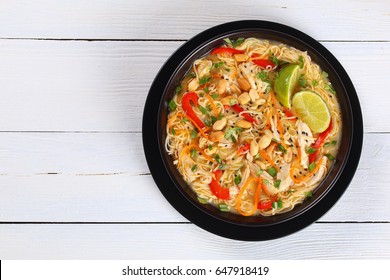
(188, 72, 196, 78)
(224, 37, 244, 48)
(214, 154, 222, 164)
(277, 144, 287, 154)
(269, 53, 279, 66)
(180, 117, 188, 123)
(219, 164, 227, 170)
(271, 138, 279, 143)
(277, 198, 283, 208)
(190, 148, 197, 157)
(213, 61, 224, 68)
(308, 162, 316, 172)
(256, 71, 268, 80)
(262, 179, 269, 185)
(298, 74, 307, 87)
(231, 135, 237, 143)
(299, 55, 304, 69)
(234, 175, 242, 185)
(233, 127, 243, 133)
(288, 189, 296, 194)
(307, 147, 317, 154)
(321, 71, 329, 78)
(198, 105, 209, 115)
(325, 83, 336, 94)
(274, 179, 281, 189)
(190, 130, 197, 139)
(219, 203, 229, 212)
(305, 191, 313, 198)
(224, 128, 233, 140)
(208, 144, 213, 151)
(325, 153, 335, 160)
(254, 152, 260, 160)
(175, 85, 182, 94)
(210, 93, 219, 99)
(267, 167, 277, 177)
(324, 140, 337, 147)
(199, 93, 204, 97)
(204, 119, 211, 126)
(199, 75, 211, 85)
(229, 98, 237, 106)
(225, 68, 230, 72)
(256, 169, 263, 176)
(204, 87, 209, 93)
(168, 99, 176, 111)
(171, 128, 176, 135)
(312, 79, 319, 86)
(197, 197, 208, 204)
(272, 198, 283, 209)
(191, 164, 197, 172)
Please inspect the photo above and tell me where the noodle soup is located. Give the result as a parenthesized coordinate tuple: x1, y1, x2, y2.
(165, 38, 341, 216)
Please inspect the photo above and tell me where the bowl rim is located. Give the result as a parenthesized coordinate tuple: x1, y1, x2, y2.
(142, 20, 363, 241)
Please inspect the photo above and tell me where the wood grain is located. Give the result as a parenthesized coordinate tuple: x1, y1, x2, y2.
(0, 41, 389, 132)
(0, 223, 389, 259)
(0, 0, 389, 41)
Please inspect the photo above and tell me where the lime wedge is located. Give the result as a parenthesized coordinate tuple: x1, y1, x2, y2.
(274, 64, 300, 108)
(292, 90, 331, 133)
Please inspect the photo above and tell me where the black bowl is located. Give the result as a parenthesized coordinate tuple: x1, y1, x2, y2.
(142, 20, 363, 241)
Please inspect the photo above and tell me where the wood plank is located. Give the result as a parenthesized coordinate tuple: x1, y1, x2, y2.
(0, 132, 388, 222)
(0, 0, 389, 40)
(0, 40, 389, 132)
(0, 223, 389, 259)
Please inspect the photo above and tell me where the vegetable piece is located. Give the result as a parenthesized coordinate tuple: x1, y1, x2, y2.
(291, 157, 324, 183)
(197, 197, 208, 204)
(224, 37, 245, 48)
(234, 175, 242, 185)
(305, 191, 313, 198)
(298, 74, 307, 87)
(219, 204, 230, 212)
(312, 79, 319, 86)
(307, 147, 317, 154)
(235, 177, 260, 216)
(205, 94, 219, 116)
(284, 108, 295, 118)
(267, 167, 277, 177)
(168, 99, 176, 111)
(308, 162, 316, 172)
(209, 170, 230, 200)
(252, 57, 276, 68)
(190, 148, 196, 157)
(175, 85, 183, 94)
(259, 150, 279, 170)
(308, 119, 333, 163)
(299, 56, 304, 69)
(211, 47, 244, 55)
(237, 142, 250, 155)
(230, 104, 257, 124)
(274, 179, 281, 189)
(325, 153, 335, 160)
(214, 154, 222, 164)
(191, 164, 197, 172)
(181, 92, 205, 129)
(258, 200, 273, 210)
(199, 75, 211, 85)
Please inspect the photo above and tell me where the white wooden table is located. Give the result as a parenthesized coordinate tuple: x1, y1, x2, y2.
(0, 0, 389, 259)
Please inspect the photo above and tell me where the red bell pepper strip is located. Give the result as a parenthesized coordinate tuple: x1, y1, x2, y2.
(309, 119, 333, 163)
(237, 142, 250, 155)
(181, 92, 205, 129)
(251, 54, 275, 68)
(284, 108, 295, 118)
(211, 47, 244, 55)
(257, 200, 273, 210)
(209, 170, 230, 200)
(230, 104, 258, 124)
(252, 58, 275, 68)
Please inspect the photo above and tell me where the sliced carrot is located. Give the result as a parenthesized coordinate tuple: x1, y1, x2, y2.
(290, 157, 324, 183)
(205, 93, 219, 117)
(176, 112, 211, 140)
(187, 144, 216, 163)
(235, 177, 259, 216)
(259, 150, 279, 171)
